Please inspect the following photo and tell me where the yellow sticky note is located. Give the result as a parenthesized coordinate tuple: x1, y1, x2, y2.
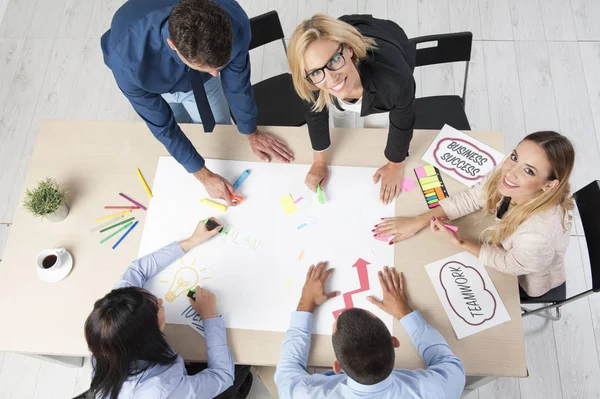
(419, 175, 439, 185)
(422, 181, 442, 190)
(424, 164, 436, 176)
(280, 194, 297, 215)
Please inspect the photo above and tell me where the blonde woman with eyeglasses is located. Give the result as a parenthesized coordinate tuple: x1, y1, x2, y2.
(288, 14, 416, 205)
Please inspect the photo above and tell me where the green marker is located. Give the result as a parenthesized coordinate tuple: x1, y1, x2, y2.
(317, 184, 325, 204)
(100, 221, 133, 244)
(100, 217, 135, 233)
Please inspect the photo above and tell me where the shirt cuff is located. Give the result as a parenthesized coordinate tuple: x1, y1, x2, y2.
(237, 121, 258, 135)
(478, 244, 494, 266)
(203, 317, 228, 347)
(182, 154, 206, 174)
(290, 311, 313, 331)
(399, 310, 426, 334)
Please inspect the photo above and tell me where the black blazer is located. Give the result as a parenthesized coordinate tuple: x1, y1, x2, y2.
(305, 15, 416, 163)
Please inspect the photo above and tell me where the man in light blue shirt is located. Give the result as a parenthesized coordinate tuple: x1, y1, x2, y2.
(275, 263, 466, 399)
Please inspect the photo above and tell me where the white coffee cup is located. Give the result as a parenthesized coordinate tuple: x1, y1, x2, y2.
(36, 248, 73, 283)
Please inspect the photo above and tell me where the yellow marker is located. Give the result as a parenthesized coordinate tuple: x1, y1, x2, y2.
(95, 210, 132, 223)
(421, 181, 442, 190)
(136, 168, 153, 198)
(200, 198, 228, 212)
(424, 164, 436, 176)
(298, 250, 305, 260)
(280, 194, 297, 215)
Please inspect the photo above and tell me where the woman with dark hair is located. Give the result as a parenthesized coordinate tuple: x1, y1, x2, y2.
(84, 217, 251, 398)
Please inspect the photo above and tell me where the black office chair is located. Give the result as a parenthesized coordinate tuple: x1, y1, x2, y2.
(245, 11, 310, 127)
(520, 180, 600, 320)
(408, 32, 473, 131)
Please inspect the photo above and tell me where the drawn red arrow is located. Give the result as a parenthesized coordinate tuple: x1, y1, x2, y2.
(332, 258, 371, 319)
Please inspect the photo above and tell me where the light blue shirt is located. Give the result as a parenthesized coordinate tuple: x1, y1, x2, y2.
(275, 311, 466, 399)
(103, 242, 235, 398)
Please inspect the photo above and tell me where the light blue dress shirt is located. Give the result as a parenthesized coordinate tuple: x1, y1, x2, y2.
(275, 311, 466, 399)
(101, 242, 235, 398)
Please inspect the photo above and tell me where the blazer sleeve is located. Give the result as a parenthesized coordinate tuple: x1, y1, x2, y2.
(384, 76, 416, 163)
(305, 105, 331, 152)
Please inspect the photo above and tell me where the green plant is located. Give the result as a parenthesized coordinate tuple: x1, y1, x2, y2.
(23, 178, 66, 218)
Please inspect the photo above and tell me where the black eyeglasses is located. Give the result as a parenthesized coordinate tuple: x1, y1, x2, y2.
(304, 45, 346, 84)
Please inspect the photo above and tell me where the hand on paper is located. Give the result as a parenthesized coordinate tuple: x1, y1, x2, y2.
(179, 217, 222, 251)
(297, 262, 340, 313)
(373, 161, 404, 205)
(430, 216, 460, 246)
(194, 167, 237, 206)
(374, 216, 428, 244)
(367, 267, 413, 320)
(305, 161, 329, 192)
(188, 285, 218, 320)
(247, 129, 295, 163)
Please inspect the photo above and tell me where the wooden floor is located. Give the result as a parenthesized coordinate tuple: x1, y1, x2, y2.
(1, 0, 599, 397)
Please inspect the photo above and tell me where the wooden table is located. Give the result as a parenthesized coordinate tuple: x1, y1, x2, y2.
(0, 120, 526, 383)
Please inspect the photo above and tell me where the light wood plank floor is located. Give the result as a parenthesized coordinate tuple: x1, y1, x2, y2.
(1, 0, 599, 397)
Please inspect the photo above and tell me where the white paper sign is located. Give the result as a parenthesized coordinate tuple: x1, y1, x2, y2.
(425, 251, 511, 339)
(422, 125, 505, 187)
(139, 157, 395, 335)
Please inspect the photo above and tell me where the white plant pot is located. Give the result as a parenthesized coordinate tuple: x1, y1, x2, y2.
(45, 203, 69, 222)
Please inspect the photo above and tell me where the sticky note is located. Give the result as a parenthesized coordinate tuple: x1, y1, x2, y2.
(415, 167, 428, 179)
(429, 202, 440, 208)
(435, 187, 446, 200)
(427, 198, 439, 204)
(400, 177, 416, 192)
(421, 181, 442, 190)
(280, 194, 297, 215)
(374, 234, 393, 242)
(419, 175, 439, 185)
(424, 165, 436, 176)
(424, 189, 436, 196)
(426, 195, 438, 201)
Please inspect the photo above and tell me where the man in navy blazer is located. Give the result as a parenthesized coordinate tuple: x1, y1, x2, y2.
(102, 0, 294, 204)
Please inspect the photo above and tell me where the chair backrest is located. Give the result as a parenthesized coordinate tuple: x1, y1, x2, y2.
(249, 11, 285, 51)
(574, 180, 600, 292)
(409, 32, 472, 67)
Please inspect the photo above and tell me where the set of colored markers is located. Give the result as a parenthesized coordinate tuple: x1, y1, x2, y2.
(90, 169, 152, 250)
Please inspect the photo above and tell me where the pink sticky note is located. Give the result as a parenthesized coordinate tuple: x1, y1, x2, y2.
(444, 224, 458, 233)
(374, 234, 393, 242)
(414, 167, 428, 179)
(294, 196, 304, 204)
(400, 177, 416, 192)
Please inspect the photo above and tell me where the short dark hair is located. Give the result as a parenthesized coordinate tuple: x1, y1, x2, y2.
(168, 0, 233, 67)
(85, 287, 177, 399)
(332, 308, 395, 385)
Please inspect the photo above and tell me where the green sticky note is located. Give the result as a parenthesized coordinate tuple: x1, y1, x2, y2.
(424, 165, 436, 176)
(419, 175, 439, 185)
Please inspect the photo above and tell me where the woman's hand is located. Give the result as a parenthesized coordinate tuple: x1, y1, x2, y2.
(373, 162, 404, 205)
(179, 217, 223, 252)
(189, 286, 218, 320)
(430, 217, 461, 246)
(305, 161, 329, 192)
(374, 216, 429, 244)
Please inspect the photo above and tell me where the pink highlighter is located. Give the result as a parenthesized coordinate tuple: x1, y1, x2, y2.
(443, 224, 458, 233)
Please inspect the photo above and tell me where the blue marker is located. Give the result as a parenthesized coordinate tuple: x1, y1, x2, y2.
(233, 169, 251, 191)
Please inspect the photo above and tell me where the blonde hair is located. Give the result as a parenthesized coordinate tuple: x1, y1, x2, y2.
(482, 131, 575, 246)
(288, 14, 376, 112)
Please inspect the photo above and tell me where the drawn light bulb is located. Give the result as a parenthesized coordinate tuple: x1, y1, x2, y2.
(164, 267, 198, 302)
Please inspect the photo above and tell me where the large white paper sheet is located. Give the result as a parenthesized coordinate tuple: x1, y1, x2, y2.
(425, 251, 511, 339)
(139, 157, 395, 335)
(422, 125, 505, 187)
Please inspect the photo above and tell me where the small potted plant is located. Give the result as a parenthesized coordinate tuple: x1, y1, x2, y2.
(23, 178, 69, 222)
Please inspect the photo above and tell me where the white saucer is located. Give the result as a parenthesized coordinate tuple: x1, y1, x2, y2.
(37, 250, 73, 283)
